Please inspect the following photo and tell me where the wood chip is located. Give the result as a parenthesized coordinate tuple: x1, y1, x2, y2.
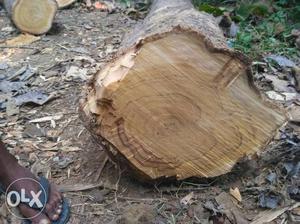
(230, 187, 242, 202)
(29, 115, 63, 123)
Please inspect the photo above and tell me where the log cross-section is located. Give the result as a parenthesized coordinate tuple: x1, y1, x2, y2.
(80, 0, 286, 180)
(0, 0, 57, 35)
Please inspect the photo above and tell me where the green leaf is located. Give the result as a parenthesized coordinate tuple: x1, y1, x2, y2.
(251, 3, 270, 17)
(235, 2, 270, 21)
(289, 5, 300, 22)
(235, 3, 253, 21)
(198, 4, 225, 16)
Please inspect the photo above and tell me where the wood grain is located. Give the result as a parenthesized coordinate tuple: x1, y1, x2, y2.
(81, 0, 286, 180)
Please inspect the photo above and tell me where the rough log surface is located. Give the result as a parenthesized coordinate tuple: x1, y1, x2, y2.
(121, 0, 229, 53)
(80, 0, 287, 180)
(0, 0, 57, 35)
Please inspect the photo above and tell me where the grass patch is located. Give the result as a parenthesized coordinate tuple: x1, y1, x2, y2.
(193, 0, 300, 59)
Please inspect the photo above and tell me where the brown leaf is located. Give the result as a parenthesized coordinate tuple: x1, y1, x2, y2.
(230, 187, 242, 202)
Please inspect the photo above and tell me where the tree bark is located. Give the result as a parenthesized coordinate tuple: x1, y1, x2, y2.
(80, 0, 287, 180)
(0, 0, 57, 35)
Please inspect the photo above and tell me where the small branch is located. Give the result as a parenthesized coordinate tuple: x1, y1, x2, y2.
(59, 182, 117, 192)
(94, 155, 109, 182)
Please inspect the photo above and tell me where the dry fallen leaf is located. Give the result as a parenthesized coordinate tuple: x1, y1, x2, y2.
(288, 104, 300, 122)
(215, 192, 248, 224)
(66, 66, 88, 80)
(230, 187, 242, 202)
(180, 192, 194, 206)
(265, 74, 293, 93)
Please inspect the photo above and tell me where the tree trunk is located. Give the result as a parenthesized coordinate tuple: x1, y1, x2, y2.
(80, 0, 287, 180)
(0, 0, 57, 35)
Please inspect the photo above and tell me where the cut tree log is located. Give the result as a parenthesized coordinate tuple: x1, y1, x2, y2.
(0, 0, 57, 35)
(80, 0, 287, 180)
(56, 0, 76, 9)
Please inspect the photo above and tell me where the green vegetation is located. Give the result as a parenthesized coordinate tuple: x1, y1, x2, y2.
(193, 0, 300, 59)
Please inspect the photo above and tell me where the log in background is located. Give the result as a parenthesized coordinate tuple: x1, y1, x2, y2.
(0, 0, 57, 35)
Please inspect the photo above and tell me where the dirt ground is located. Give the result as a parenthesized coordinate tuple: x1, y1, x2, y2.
(0, 2, 299, 224)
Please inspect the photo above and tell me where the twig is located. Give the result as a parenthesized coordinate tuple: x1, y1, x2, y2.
(71, 203, 104, 207)
(154, 179, 216, 194)
(117, 196, 167, 202)
(66, 192, 94, 200)
(94, 155, 109, 182)
(56, 117, 77, 136)
(70, 211, 88, 217)
(77, 128, 85, 138)
(29, 114, 64, 123)
(182, 180, 217, 187)
(56, 44, 70, 51)
(157, 186, 208, 193)
(114, 167, 123, 211)
(59, 182, 116, 192)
